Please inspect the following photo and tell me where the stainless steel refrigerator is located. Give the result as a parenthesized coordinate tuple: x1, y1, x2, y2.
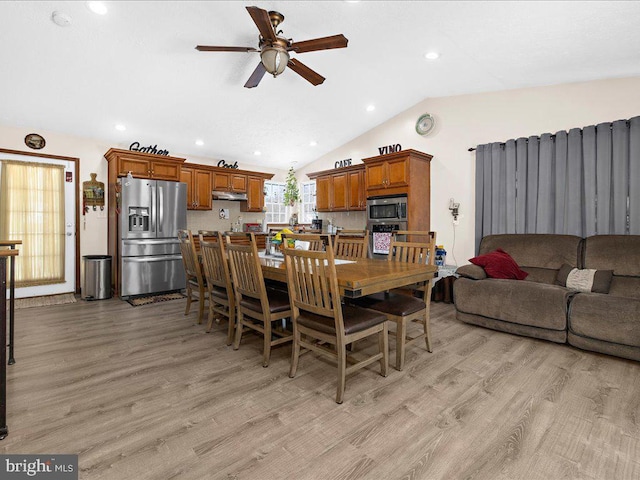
(119, 177, 187, 297)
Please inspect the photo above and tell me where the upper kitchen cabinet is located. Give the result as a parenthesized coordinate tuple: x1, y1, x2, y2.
(180, 165, 213, 210)
(347, 168, 366, 210)
(307, 164, 366, 212)
(241, 176, 266, 212)
(104, 148, 185, 181)
(214, 171, 247, 192)
(363, 149, 432, 198)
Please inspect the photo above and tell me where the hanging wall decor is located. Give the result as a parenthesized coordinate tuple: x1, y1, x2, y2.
(83, 173, 105, 213)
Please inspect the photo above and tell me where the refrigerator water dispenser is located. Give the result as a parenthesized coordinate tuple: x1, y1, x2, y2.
(128, 207, 150, 233)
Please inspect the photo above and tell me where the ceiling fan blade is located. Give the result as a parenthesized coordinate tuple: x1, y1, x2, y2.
(244, 62, 267, 88)
(289, 34, 348, 53)
(196, 45, 258, 53)
(246, 6, 276, 43)
(287, 58, 325, 86)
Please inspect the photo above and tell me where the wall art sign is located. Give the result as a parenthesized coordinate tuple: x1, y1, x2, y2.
(129, 142, 170, 155)
(378, 144, 402, 155)
(24, 133, 46, 150)
(217, 159, 239, 169)
(334, 158, 352, 169)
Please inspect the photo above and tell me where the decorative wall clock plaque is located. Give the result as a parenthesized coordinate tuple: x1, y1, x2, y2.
(24, 133, 46, 150)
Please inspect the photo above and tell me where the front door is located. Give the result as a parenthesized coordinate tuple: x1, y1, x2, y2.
(0, 150, 77, 299)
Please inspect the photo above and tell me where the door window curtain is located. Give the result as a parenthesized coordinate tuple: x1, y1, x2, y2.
(474, 116, 640, 253)
(0, 160, 65, 286)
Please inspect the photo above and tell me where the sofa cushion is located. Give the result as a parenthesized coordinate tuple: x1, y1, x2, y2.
(555, 264, 613, 294)
(479, 234, 583, 269)
(583, 235, 640, 275)
(456, 264, 486, 280)
(454, 277, 572, 331)
(569, 293, 640, 348)
(521, 267, 558, 285)
(470, 249, 528, 280)
(609, 276, 640, 299)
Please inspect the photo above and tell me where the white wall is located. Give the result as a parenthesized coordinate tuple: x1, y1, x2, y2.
(0, 125, 284, 267)
(3, 75, 639, 272)
(300, 76, 640, 265)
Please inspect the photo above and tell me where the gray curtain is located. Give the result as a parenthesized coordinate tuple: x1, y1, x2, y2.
(474, 115, 640, 253)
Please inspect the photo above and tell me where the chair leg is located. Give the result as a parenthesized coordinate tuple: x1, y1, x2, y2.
(262, 318, 272, 367)
(226, 307, 235, 346)
(379, 324, 389, 377)
(206, 301, 214, 333)
(233, 310, 244, 350)
(289, 329, 301, 378)
(396, 318, 407, 371)
(424, 313, 432, 353)
(336, 343, 347, 404)
(197, 292, 205, 324)
(184, 286, 192, 315)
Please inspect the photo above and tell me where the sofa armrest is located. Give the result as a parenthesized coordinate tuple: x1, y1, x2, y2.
(456, 264, 487, 280)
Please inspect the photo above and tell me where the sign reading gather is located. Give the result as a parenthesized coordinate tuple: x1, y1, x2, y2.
(129, 142, 170, 156)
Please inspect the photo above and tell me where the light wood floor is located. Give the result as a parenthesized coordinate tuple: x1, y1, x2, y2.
(2, 297, 639, 480)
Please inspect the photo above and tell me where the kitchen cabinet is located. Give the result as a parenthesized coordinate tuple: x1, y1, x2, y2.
(214, 171, 247, 192)
(241, 176, 265, 212)
(180, 165, 212, 210)
(363, 149, 432, 232)
(105, 148, 185, 181)
(365, 157, 408, 193)
(307, 164, 367, 212)
(347, 169, 366, 210)
(363, 149, 432, 198)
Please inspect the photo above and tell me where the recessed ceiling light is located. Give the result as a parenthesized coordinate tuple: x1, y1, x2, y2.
(195, 139, 204, 146)
(51, 11, 72, 27)
(254, 150, 261, 156)
(115, 124, 126, 131)
(309, 141, 317, 147)
(86, 2, 108, 15)
(425, 52, 440, 60)
(366, 105, 375, 112)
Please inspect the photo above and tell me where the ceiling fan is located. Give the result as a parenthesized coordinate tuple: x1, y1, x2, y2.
(196, 6, 348, 88)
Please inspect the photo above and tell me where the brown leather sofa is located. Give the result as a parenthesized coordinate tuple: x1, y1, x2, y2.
(453, 234, 640, 362)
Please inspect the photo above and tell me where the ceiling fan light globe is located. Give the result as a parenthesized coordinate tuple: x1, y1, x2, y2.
(261, 47, 289, 76)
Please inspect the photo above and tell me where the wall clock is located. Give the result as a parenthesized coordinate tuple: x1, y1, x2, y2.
(24, 133, 46, 150)
(415, 113, 436, 136)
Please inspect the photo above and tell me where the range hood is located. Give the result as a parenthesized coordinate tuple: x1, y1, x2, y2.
(212, 191, 248, 201)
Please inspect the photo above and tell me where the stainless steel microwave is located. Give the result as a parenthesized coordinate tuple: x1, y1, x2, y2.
(366, 195, 408, 222)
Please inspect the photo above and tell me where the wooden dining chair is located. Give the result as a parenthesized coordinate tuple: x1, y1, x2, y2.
(225, 232, 293, 367)
(280, 233, 330, 252)
(283, 241, 389, 404)
(178, 229, 208, 324)
(333, 229, 369, 259)
(199, 231, 235, 345)
(351, 234, 436, 370)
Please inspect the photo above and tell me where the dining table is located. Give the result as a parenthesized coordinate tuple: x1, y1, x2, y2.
(258, 254, 437, 298)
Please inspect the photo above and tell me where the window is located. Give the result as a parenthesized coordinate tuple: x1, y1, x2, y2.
(300, 181, 317, 223)
(264, 181, 287, 224)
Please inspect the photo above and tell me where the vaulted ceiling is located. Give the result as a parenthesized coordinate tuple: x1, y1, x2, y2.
(1, 1, 640, 169)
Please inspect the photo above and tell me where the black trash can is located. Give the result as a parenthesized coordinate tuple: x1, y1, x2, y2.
(82, 255, 112, 300)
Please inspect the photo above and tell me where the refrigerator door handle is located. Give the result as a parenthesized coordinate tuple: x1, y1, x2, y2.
(150, 183, 157, 235)
(122, 239, 180, 246)
(123, 255, 183, 263)
(158, 186, 164, 234)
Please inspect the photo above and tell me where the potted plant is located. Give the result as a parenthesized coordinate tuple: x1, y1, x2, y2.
(283, 167, 300, 207)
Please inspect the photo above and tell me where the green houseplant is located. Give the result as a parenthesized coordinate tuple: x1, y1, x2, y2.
(283, 167, 300, 206)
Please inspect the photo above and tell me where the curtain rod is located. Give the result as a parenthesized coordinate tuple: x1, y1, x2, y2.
(468, 121, 628, 152)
